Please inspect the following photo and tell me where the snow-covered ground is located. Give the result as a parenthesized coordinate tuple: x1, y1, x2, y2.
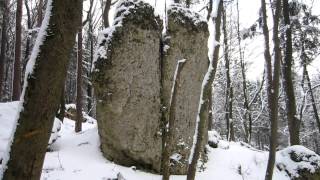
(1, 102, 319, 180)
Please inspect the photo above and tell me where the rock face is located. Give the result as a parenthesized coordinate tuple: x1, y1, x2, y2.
(93, 0, 208, 174)
(277, 146, 320, 180)
(93, 0, 163, 172)
(162, 5, 208, 174)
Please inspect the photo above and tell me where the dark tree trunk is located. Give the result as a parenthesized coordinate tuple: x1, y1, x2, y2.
(12, 0, 23, 100)
(162, 60, 187, 180)
(261, 0, 282, 179)
(103, 0, 111, 28)
(57, 86, 66, 122)
(282, 0, 300, 145)
(75, 3, 83, 133)
(186, 1, 223, 180)
(0, 0, 8, 99)
(3, 0, 82, 179)
(222, 7, 234, 141)
(38, 0, 43, 27)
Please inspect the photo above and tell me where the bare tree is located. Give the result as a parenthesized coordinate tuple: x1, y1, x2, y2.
(162, 59, 187, 180)
(260, 0, 282, 179)
(12, 0, 23, 100)
(0, 0, 8, 99)
(103, 0, 111, 28)
(3, 0, 82, 178)
(281, 0, 300, 145)
(75, 1, 84, 133)
(222, 4, 235, 141)
(187, 1, 223, 180)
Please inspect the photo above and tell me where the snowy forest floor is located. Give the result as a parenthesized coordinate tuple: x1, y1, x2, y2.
(0, 102, 313, 180)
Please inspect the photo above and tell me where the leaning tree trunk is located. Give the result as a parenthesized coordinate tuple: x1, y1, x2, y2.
(282, 0, 300, 145)
(3, 0, 82, 179)
(12, 0, 23, 100)
(186, 1, 223, 180)
(261, 0, 282, 180)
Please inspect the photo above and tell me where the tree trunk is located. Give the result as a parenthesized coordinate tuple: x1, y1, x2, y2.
(162, 60, 187, 180)
(261, 0, 282, 179)
(0, 0, 8, 99)
(75, 4, 83, 133)
(186, 1, 223, 180)
(304, 64, 320, 133)
(57, 86, 66, 122)
(3, 0, 82, 179)
(103, 0, 111, 28)
(281, 0, 300, 145)
(12, 0, 23, 100)
(38, 0, 43, 27)
(222, 7, 234, 142)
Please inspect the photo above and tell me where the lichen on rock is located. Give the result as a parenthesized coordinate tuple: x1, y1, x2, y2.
(92, 0, 163, 173)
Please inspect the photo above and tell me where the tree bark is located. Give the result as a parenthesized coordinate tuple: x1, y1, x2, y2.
(103, 0, 111, 28)
(38, 0, 44, 27)
(12, 0, 23, 100)
(222, 7, 234, 142)
(162, 60, 187, 180)
(3, 0, 82, 179)
(57, 86, 66, 122)
(261, 0, 282, 179)
(75, 3, 83, 133)
(0, 0, 8, 99)
(281, 0, 300, 145)
(303, 64, 320, 133)
(186, 1, 223, 180)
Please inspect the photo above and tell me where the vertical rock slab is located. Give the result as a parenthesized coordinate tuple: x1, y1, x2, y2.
(162, 5, 209, 174)
(92, 0, 162, 172)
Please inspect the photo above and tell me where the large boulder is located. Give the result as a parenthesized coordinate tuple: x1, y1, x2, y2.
(93, 0, 208, 174)
(93, 0, 163, 172)
(277, 145, 320, 180)
(162, 4, 208, 174)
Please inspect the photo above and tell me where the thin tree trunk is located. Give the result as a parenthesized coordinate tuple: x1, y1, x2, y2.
(103, 0, 111, 28)
(75, 3, 83, 132)
(38, 0, 43, 27)
(304, 64, 320, 133)
(282, 0, 300, 145)
(222, 7, 234, 141)
(3, 0, 82, 179)
(236, 0, 252, 143)
(23, 0, 32, 81)
(162, 60, 187, 180)
(261, 0, 282, 179)
(0, 0, 8, 99)
(187, 1, 223, 180)
(12, 0, 23, 100)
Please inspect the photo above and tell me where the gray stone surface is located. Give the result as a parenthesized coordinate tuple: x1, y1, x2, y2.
(162, 5, 208, 174)
(93, 0, 163, 172)
(93, 1, 208, 174)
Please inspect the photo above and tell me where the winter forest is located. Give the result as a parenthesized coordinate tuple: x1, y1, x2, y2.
(0, 0, 320, 179)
